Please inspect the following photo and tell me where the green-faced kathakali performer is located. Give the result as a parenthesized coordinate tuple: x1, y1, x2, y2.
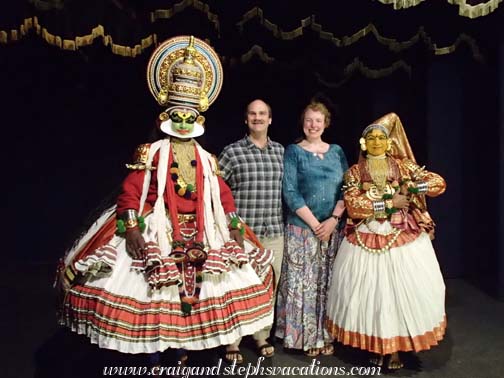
(326, 113, 446, 370)
(56, 36, 274, 355)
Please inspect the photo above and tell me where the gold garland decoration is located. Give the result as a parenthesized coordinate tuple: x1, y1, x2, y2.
(0, 0, 221, 57)
(236, 43, 413, 85)
(377, 0, 502, 18)
(0, 16, 157, 57)
(236, 7, 484, 61)
(0, 17, 33, 44)
(377, 0, 426, 9)
(240, 44, 275, 64)
(29, 0, 64, 11)
(150, 0, 220, 36)
(447, 0, 502, 18)
(315, 58, 412, 88)
(0, 2, 491, 59)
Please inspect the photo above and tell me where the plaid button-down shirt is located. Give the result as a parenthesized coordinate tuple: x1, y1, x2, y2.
(219, 135, 284, 237)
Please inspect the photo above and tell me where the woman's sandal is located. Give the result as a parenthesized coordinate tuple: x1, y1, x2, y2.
(305, 348, 320, 357)
(224, 349, 244, 364)
(257, 343, 275, 358)
(320, 344, 334, 356)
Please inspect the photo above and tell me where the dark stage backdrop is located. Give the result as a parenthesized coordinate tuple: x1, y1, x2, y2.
(1, 1, 503, 298)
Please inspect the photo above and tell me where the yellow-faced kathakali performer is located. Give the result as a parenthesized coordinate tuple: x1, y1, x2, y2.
(326, 113, 446, 370)
(55, 36, 274, 358)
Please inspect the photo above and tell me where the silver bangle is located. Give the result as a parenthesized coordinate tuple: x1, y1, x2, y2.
(122, 209, 139, 229)
(226, 212, 242, 223)
(373, 201, 386, 213)
(123, 209, 138, 221)
(416, 181, 428, 194)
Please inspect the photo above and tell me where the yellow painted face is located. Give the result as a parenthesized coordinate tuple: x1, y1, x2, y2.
(169, 110, 197, 135)
(365, 129, 388, 156)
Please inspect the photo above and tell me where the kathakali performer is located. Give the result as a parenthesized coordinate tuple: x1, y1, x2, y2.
(55, 36, 274, 356)
(326, 113, 446, 370)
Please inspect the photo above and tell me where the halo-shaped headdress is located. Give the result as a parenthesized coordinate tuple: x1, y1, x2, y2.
(146, 36, 223, 138)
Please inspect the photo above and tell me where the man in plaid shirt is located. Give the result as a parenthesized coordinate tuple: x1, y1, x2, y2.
(219, 99, 284, 360)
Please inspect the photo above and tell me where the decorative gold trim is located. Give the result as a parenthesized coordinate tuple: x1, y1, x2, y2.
(150, 0, 220, 35)
(378, 0, 502, 18)
(447, 0, 502, 18)
(377, 0, 426, 9)
(315, 58, 412, 88)
(0, 17, 33, 43)
(35, 18, 157, 57)
(30, 0, 65, 11)
(236, 8, 484, 61)
(0, 1, 220, 56)
(1, 2, 492, 59)
(155, 42, 215, 104)
(327, 316, 447, 354)
(240, 45, 275, 63)
(238, 45, 412, 85)
(0, 16, 157, 57)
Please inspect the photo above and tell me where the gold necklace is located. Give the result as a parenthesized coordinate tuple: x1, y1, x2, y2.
(367, 157, 389, 190)
(171, 139, 196, 190)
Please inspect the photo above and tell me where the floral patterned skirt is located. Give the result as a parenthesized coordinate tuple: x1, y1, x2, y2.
(275, 224, 341, 350)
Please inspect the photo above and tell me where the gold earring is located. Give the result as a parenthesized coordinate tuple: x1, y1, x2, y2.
(157, 88, 168, 105)
(359, 137, 367, 151)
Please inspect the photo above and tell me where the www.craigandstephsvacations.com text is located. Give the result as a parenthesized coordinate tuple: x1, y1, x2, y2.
(102, 357, 382, 377)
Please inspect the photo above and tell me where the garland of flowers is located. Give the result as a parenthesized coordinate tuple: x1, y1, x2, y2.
(169, 161, 198, 199)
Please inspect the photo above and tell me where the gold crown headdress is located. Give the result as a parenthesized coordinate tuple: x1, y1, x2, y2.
(146, 36, 223, 137)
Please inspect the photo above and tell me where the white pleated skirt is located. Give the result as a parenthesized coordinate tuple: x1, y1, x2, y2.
(326, 227, 446, 354)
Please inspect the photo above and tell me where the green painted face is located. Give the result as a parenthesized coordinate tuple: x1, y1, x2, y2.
(170, 110, 197, 135)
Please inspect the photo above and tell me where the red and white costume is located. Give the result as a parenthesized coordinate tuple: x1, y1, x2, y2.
(58, 139, 274, 353)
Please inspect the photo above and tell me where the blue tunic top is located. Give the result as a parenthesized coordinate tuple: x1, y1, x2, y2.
(283, 143, 348, 229)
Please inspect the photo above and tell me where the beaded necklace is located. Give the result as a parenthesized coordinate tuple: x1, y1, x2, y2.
(170, 139, 197, 199)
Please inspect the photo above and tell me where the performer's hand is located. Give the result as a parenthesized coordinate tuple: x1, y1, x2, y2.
(400, 183, 409, 195)
(314, 217, 338, 242)
(392, 192, 409, 209)
(125, 228, 146, 259)
(229, 229, 244, 248)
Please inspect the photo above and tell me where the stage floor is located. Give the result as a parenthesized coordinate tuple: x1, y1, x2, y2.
(3, 262, 503, 378)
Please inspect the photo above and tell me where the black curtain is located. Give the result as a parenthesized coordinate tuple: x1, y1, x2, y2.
(1, 0, 503, 298)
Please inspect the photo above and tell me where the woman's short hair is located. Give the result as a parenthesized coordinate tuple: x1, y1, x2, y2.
(300, 101, 331, 128)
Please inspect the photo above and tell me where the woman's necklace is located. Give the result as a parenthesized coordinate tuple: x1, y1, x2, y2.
(300, 141, 328, 159)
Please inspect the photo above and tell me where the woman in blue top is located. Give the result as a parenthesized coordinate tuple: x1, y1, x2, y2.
(275, 101, 348, 357)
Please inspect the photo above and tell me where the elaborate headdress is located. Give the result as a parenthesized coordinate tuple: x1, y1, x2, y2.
(364, 112, 416, 163)
(146, 36, 223, 138)
(364, 113, 437, 229)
